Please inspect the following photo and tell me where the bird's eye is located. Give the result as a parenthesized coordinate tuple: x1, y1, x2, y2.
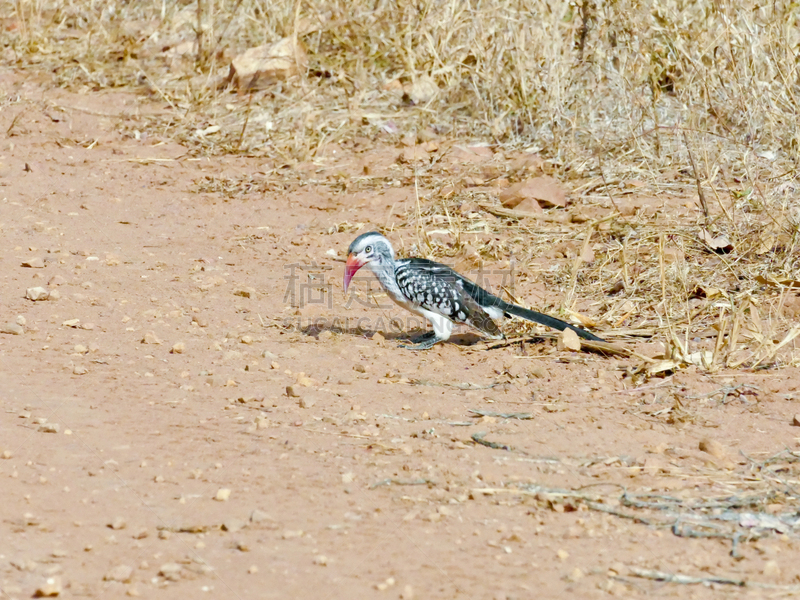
(364, 245, 372, 254)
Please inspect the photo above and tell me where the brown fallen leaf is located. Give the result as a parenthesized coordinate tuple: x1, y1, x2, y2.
(698, 229, 733, 253)
(499, 175, 567, 209)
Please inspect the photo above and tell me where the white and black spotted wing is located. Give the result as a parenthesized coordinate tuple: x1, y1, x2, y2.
(394, 259, 502, 338)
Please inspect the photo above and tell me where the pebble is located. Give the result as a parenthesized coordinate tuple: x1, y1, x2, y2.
(298, 397, 315, 409)
(34, 577, 62, 597)
(314, 555, 328, 566)
(158, 563, 182, 581)
(22, 258, 46, 268)
(763, 560, 781, 577)
(108, 517, 127, 530)
(47, 289, 60, 301)
(286, 385, 301, 398)
(221, 518, 246, 533)
(792, 414, 800, 427)
(250, 509, 271, 523)
(73, 365, 88, 375)
(104, 565, 133, 582)
(74, 345, 88, 354)
(698, 438, 728, 460)
(141, 331, 162, 344)
(170, 342, 185, 354)
(1, 322, 24, 335)
(556, 329, 581, 352)
(215, 488, 231, 501)
(247, 565, 258, 574)
(26, 287, 50, 301)
(39, 423, 60, 433)
(192, 316, 208, 327)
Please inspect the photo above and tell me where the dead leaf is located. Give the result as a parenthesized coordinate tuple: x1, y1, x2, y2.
(755, 275, 800, 289)
(557, 328, 581, 352)
(499, 176, 567, 209)
(228, 37, 308, 91)
(698, 229, 733, 253)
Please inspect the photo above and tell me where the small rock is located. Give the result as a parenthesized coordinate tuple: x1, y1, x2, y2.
(215, 488, 231, 502)
(104, 564, 133, 583)
(375, 577, 396, 591)
(698, 438, 728, 460)
(250, 509, 271, 523)
(792, 414, 800, 427)
(247, 565, 258, 574)
(170, 342, 185, 354)
(240, 335, 254, 345)
(34, 577, 62, 597)
(372, 332, 385, 344)
(108, 517, 127, 530)
(556, 549, 569, 561)
(763, 560, 781, 577)
(22, 257, 46, 268)
(313, 555, 328, 566)
(298, 397, 315, 409)
(141, 331, 162, 345)
(39, 423, 60, 433)
(74, 344, 88, 354)
(221, 518, 246, 533)
(192, 316, 208, 327)
(2, 450, 12, 459)
(233, 287, 255, 298)
(557, 329, 581, 352)
(158, 563, 182, 581)
(72, 365, 88, 375)
(1, 322, 24, 335)
(26, 287, 50, 301)
(353, 363, 367, 373)
(47, 289, 60, 301)
(400, 584, 415, 599)
(286, 385, 301, 398)
(529, 364, 548, 379)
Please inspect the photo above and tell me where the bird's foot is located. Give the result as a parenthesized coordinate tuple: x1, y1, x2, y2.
(399, 331, 439, 351)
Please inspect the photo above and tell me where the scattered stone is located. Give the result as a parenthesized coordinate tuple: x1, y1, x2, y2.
(104, 565, 133, 583)
(556, 549, 569, 561)
(401, 584, 415, 599)
(353, 363, 367, 373)
(317, 330, 333, 342)
(141, 331, 162, 345)
(215, 488, 231, 502)
(372, 332, 385, 344)
(792, 414, 800, 427)
(62, 319, 81, 328)
(108, 517, 127, 530)
(557, 328, 581, 352)
(298, 397, 315, 409)
(72, 365, 88, 375)
(233, 287, 256, 298)
(698, 438, 728, 460)
(2, 450, 12, 459)
(158, 563, 182, 581)
(39, 423, 60, 433)
(74, 344, 88, 354)
(21, 257, 45, 268)
(26, 287, 50, 301)
(192, 316, 208, 327)
(34, 577, 62, 597)
(763, 560, 781, 577)
(47, 289, 60, 301)
(247, 565, 258, 574)
(375, 577, 396, 591)
(281, 530, 303, 539)
(240, 335, 254, 344)
(313, 555, 328, 566)
(171, 342, 185, 354)
(286, 385, 301, 398)
(1, 322, 24, 335)
(250, 509, 271, 523)
(221, 518, 246, 533)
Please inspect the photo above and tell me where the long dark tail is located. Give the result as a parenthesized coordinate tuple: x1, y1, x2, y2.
(501, 302, 606, 342)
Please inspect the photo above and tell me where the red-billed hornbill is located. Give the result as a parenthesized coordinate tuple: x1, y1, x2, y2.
(343, 231, 605, 350)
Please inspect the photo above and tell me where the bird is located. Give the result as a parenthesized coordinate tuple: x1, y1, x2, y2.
(343, 231, 605, 350)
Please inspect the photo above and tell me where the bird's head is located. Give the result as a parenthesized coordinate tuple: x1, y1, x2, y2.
(344, 231, 394, 293)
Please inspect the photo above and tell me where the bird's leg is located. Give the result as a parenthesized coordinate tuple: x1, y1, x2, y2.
(399, 330, 440, 351)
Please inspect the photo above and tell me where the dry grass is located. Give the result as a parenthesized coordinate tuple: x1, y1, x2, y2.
(3, 0, 800, 370)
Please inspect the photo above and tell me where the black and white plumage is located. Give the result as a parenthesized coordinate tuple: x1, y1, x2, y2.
(344, 231, 604, 350)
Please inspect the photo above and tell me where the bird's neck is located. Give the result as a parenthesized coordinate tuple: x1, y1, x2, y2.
(368, 256, 402, 297)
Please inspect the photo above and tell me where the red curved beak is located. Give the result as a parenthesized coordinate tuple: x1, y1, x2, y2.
(343, 253, 364, 294)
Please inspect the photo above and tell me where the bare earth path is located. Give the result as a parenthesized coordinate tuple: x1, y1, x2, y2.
(2, 75, 800, 599)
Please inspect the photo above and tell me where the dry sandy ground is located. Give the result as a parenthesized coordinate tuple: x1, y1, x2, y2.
(1, 72, 800, 600)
